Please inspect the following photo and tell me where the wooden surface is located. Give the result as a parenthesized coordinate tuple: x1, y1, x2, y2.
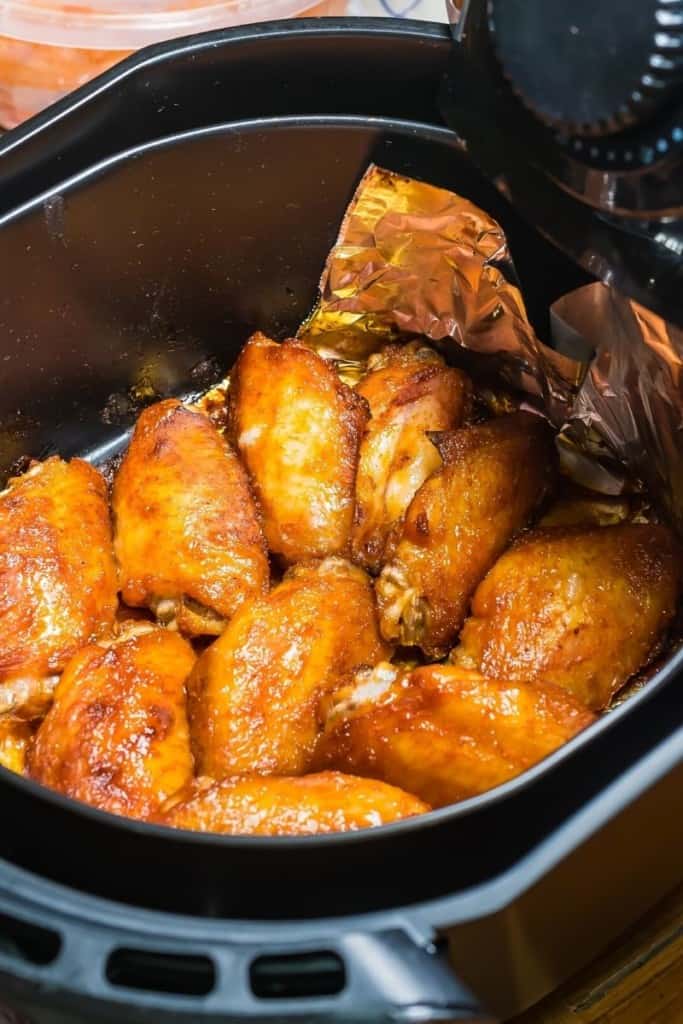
(510, 884, 683, 1023)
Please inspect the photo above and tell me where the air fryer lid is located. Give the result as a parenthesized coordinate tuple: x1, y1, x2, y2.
(441, 0, 683, 326)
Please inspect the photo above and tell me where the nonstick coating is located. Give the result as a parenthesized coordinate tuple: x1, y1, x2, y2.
(0, 114, 680, 921)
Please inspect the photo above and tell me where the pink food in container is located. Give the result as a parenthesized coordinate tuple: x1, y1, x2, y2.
(0, 0, 346, 128)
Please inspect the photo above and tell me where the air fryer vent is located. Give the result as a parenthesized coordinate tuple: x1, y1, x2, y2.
(106, 948, 215, 997)
(0, 912, 60, 966)
(250, 951, 346, 999)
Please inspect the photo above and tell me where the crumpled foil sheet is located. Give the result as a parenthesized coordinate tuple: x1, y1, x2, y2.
(299, 164, 683, 534)
(552, 284, 683, 533)
(298, 165, 582, 427)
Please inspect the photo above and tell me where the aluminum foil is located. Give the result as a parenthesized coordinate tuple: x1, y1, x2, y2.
(298, 165, 583, 426)
(552, 284, 683, 533)
(299, 164, 683, 534)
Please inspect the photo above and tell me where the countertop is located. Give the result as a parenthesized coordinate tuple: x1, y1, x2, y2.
(511, 884, 683, 1023)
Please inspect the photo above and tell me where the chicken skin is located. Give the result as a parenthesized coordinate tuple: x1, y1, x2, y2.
(113, 399, 268, 637)
(188, 557, 390, 779)
(0, 457, 118, 718)
(159, 771, 428, 835)
(0, 717, 33, 775)
(351, 343, 472, 573)
(313, 663, 595, 806)
(453, 524, 682, 710)
(376, 412, 556, 658)
(229, 334, 368, 564)
(28, 625, 195, 819)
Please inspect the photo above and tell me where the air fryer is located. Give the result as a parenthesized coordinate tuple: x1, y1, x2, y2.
(0, 10, 680, 1024)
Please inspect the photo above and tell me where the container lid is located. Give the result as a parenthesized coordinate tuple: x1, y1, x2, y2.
(441, 0, 683, 326)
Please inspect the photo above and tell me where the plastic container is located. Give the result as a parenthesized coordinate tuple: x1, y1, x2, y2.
(0, 0, 346, 128)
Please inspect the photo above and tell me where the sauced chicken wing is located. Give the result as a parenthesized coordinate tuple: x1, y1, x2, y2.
(113, 399, 268, 637)
(313, 663, 594, 806)
(351, 343, 472, 573)
(229, 334, 368, 564)
(453, 524, 682, 710)
(0, 457, 117, 718)
(376, 412, 556, 658)
(28, 625, 195, 819)
(159, 771, 428, 835)
(188, 558, 390, 779)
(0, 717, 33, 774)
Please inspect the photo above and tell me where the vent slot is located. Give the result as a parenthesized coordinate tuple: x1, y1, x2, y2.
(250, 951, 345, 1000)
(106, 948, 215, 996)
(0, 911, 61, 965)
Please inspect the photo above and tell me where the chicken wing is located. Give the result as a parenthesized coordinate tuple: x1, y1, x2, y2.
(453, 523, 682, 710)
(313, 663, 595, 806)
(351, 343, 471, 573)
(159, 771, 428, 835)
(27, 625, 195, 819)
(0, 457, 117, 718)
(0, 717, 33, 774)
(113, 399, 268, 637)
(376, 412, 556, 658)
(188, 557, 391, 778)
(229, 334, 368, 563)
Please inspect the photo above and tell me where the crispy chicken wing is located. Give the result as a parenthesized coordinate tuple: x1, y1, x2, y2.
(229, 334, 368, 563)
(113, 399, 268, 637)
(159, 771, 428, 835)
(539, 494, 634, 529)
(0, 457, 117, 718)
(188, 557, 391, 778)
(0, 717, 33, 774)
(453, 524, 682, 710)
(313, 663, 595, 806)
(351, 343, 471, 573)
(376, 412, 556, 657)
(27, 625, 195, 819)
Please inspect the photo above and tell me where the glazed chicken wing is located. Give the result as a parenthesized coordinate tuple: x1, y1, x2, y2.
(229, 334, 368, 563)
(113, 399, 268, 636)
(313, 663, 594, 806)
(159, 771, 428, 835)
(0, 716, 33, 775)
(0, 457, 117, 718)
(188, 557, 390, 778)
(376, 412, 556, 657)
(453, 524, 682, 710)
(28, 625, 195, 819)
(351, 343, 472, 573)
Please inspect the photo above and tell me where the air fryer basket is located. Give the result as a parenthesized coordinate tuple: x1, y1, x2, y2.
(0, 21, 680, 1024)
